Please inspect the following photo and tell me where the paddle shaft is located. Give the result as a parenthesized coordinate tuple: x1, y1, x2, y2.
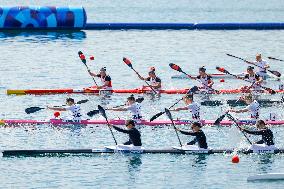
(181, 70, 219, 93)
(268, 57, 284, 62)
(227, 54, 280, 77)
(84, 64, 98, 86)
(168, 116, 183, 147)
(223, 70, 275, 93)
(227, 113, 253, 145)
(104, 117, 118, 145)
(130, 67, 158, 94)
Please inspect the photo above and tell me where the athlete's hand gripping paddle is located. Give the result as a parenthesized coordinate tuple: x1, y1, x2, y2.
(123, 57, 158, 94)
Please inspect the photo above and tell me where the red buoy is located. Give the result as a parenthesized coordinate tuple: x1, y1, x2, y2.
(54, 111, 60, 118)
(90, 56, 94, 60)
(220, 79, 225, 82)
(232, 155, 240, 163)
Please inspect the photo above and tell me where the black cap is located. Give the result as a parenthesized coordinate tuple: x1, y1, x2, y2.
(100, 67, 106, 72)
(247, 66, 254, 70)
(66, 98, 75, 103)
(126, 120, 135, 127)
(192, 122, 201, 128)
(199, 66, 206, 72)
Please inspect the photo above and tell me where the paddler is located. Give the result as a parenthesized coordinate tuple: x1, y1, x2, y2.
(240, 66, 263, 91)
(247, 54, 270, 79)
(108, 95, 143, 121)
(88, 67, 112, 90)
(175, 122, 208, 149)
(171, 94, 201, 122)
(189, 66, 214, 92)
(228, 94, 260, 120)
(110, 120, 142, 146)
(241, 120, 274, 146)
(138, 70, 162, 90)
(47, 98, 82, 122)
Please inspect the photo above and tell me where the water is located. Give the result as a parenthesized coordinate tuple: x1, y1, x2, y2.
(1, 0, 284, 188)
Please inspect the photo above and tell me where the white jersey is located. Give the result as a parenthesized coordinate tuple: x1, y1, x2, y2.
(126, 103, 142, 120)
(187, 102, 200, 120)
(246, 100, 260, 119)
(196, 75, 213, 91)
(244, 73, 261, 90)
(65, 104, 82, 121)
(254, 60, 269, 77)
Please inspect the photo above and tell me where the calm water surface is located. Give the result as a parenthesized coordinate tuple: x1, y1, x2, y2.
(0, 0, 284, 188)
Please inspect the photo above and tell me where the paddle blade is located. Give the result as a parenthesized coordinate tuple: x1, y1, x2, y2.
(25, 107, 45, 114)
(98, 105, 107, 119)
(169, 63, 182, 72)
(214, 113, 227, 125)
(78, 51, 86, 64)
(77, 99, 89, 104)
(164, 108, 173, 121)
(187, 86, 199, 94)
(216, 67, 229, 74)
(123, 57, 133, 68)
(136, 97, 144, 103)
(87, 110, 100, 117)
(150, 111, 165, 122)
(270, 70, 281, 77)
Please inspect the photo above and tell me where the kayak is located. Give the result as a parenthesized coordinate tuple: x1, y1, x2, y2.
(6, 87, 284, 95)
(2, 146, 283, 157)
(1, 119, 283, 126)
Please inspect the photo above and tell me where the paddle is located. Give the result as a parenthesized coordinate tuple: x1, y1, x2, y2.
(216, 67, 276, 94)
(78, 51, 98, 86)
(98, 105, 118, 145)
(226, 113, 253, 145)
(169, 63, 219, 93)
(149, 86, 198, 122)
(25, 99, 89, 114)
(123, 57, 157, 94)
(164, 108, 182, 147)
(87, 97, 144, 117)
(226, 54, 281, 77)
(214, 112, 228, 125)
(267, 57, 284, 62)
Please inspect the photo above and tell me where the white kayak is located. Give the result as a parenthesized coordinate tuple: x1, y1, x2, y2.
(247, 173, 284, 181)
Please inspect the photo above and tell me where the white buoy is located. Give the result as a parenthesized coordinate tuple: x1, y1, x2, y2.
(247, 173, 284, 181)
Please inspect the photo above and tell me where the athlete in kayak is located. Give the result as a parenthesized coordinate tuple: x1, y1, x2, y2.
(175, 122, 208, 149)
(171, 94, 201, 122)
(240, 66, 263, 91)
(241, 120, 274, 146)
(138, 70, 162, 90)
(111, 120, 142, 146)
(188, 67, 214, 92)
(228, 94, 260, 120)
(47, 98, 82, 122)
(108, 95, 143, 120)
(246, 54, 270, 79)
(88, 67, 112, 90)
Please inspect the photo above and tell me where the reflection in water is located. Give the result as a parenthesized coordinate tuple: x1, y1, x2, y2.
(0, 30, 86, 41)
(256, 154, 274, 173)
(127, 154, 142, 180)
(192, 154, 208, 167)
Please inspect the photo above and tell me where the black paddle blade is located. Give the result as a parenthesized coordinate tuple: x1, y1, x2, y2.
(136, 97, 144, 103)
(150, 111, 165, 122)
(187, 86, 199, 94)
(25, 107, 45, 114)
(123, 57, 133, 68)
(169, 63, 182, 72)
(270, 70, 281, 77)
(214, 113, 227, 125)
(77, 99, 89, 104)
(98, 105, 107, 119)
(164, 108, 173, 121)
(87, 110, 100, 117)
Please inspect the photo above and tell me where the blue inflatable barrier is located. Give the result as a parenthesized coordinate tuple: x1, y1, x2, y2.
(0, 6, 86, 29)
(85, 22, 284, 30)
